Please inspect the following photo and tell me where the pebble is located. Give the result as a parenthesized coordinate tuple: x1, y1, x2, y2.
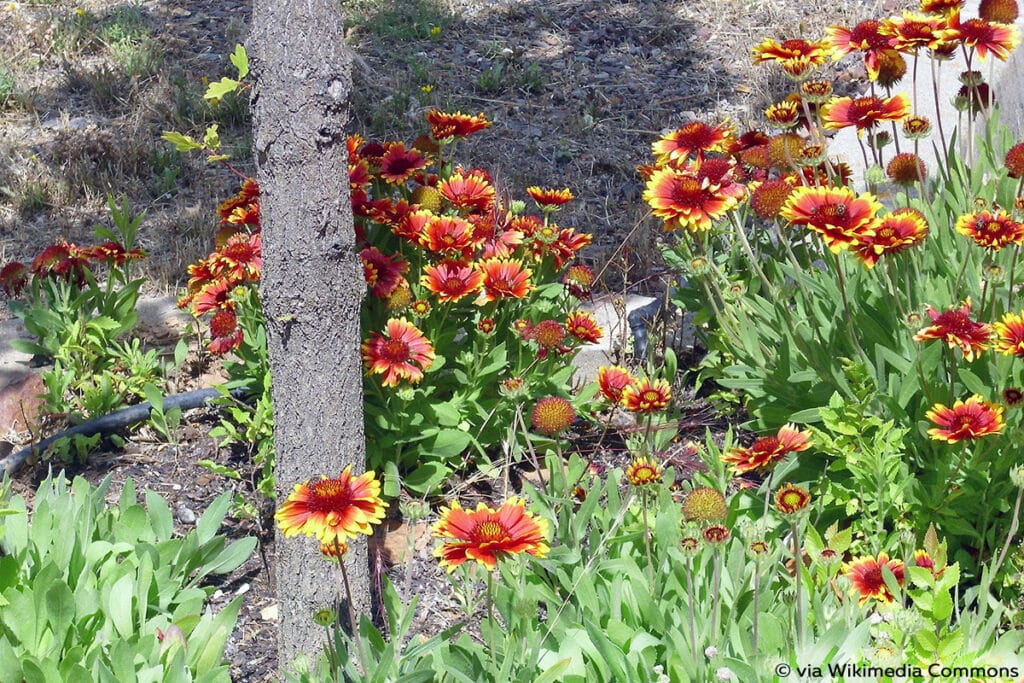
(175, 504, 197, 524)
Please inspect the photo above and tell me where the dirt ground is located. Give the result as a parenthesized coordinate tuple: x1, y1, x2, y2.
(0, 0, 899, 679)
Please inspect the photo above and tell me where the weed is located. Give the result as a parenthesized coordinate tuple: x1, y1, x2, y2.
(0, 66, 16, 108)
(342, 0, 452, 41)
(16, 179, 51, 218)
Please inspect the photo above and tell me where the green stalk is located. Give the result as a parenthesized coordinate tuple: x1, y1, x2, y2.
(641, 487, 655, 592)
(686, 556, 698, 664)
(792, 521, 805, 649)
(337, 542, 369, 675)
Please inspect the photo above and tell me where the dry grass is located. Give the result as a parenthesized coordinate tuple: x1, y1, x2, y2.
(1, 0, 905, 297)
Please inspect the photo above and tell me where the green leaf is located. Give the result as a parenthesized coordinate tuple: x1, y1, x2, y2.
(195, 491, 231, 544)
(202, 124, 221, 151)
(230, 44, 249, 79)
(161, 131, 202, 152)
(44, 581, 75, 649)
(932, 588, 953, 622)
(431, 428, 471, 458)
(204, 78, 240, 103)
(105, 573, 135, 640)
(197, 460, 242, 480)
(403, 462, 450, 494)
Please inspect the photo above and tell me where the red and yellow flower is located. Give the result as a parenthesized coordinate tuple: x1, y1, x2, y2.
(207, 309, 244, 355)
(881, 11, 949, 53)
(954, 209, 1024, 250)
(914, 299, 992, 360)
(651, 120, 734, 166)
(723, 423, 813, 474)
(420, 260, 485, 303)
(821, 94, 910, 133)
(643, 161, 745, 233)
(626, 456, 663, 486)
(780, 185, 881, 253)
(526, 186, 574, 209)
(275, 466, 387, 545)
(379, 142, 431, 184)
(775, 483, 811, 515)
(994, 311, 1024, 358)
(597, 365, 635, 404)
(926, 395, 1005, 442)
(621, 376, 672, 413)
(531, 396, 576, 435)
(565, 310, 603, 344)
(439, 169, 496, 213)
(419, 215, 476, 256)
(361, 246, 410, 299)
(944, 13, 1020, 60)
(475, 258, 534, 303)
(361, 318, 435, 387)
(851, 207, 929, 268)
(425, 110, 492, 140)
(843, 553, 905, 605)
(826, 20, 898, 80)
(432, 497, 549, 572)
(752, 38, 830, 79)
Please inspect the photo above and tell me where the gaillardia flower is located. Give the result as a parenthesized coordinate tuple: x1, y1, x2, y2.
(722, 423, 812, 474)
(994, 311, 1024, 358)
(597, 365, 635, 404)
(526, 186, 574, 208)
(775, 483, 811, 515)
(621, 376, 672, 413)
(565, 310, 603, 344)
(752, 37, 830, 79)
(425, 110, 492, 140)
(955, 209, 1024, 250)
(421, 261, 485, 303)
(626, 456, 664, 486)
(361, 318, 435, 387)
(780, 185, 881, 253)
(475, 258, 534, 303)
(682, 487, 728, 523)
(432, 498, 549, 572)
(379, 142, 430, 184)
(944, 13, 1020, 61)
(852, 207, 929, 268)
(843, 553, 905, 605)
(439, 170, 496, 213)
(926, 395, 1004, 442)
(643, 161, 745, 232)
(914, 299, 992, 360)
(826, 19, 898, 81)
(531, 396, 576, 435)
(652, 120, 734, 165)
(275, 466, 387, 545)
(821, 94, 910, 134)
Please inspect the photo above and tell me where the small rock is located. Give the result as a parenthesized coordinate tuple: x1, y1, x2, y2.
(235, 583, 251, 596)
(0, 372, 46, 434)
(175, 505, 197, 524)
(260, 603, 279, 621)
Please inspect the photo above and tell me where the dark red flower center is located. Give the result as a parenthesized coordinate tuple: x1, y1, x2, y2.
(308, 479, 352, 512)
(474, 520, 508, 543)
(851, 20, 889, 49)
(934, 311, 975, 336)
(752, 436, 781, 453)
(671, 177, 707, 205)
(381, 339, 411, 362)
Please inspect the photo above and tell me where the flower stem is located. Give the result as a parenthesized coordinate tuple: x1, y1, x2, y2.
(711, 548, 722, 639)
(686, 557, 698, 663)
(989, 487, 1023, 584)
(1008, 243, 1021, 310)
(641, 487, 655, 592)
(337, 545, 369, 675)
(752, 557, 761, 655)
(487, 570, 498, 675)
(791, 521, 805, 649)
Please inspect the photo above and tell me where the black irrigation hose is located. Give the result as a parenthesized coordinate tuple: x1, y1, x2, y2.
(628, 285, 680, 361)
(0, 386, 250, 476)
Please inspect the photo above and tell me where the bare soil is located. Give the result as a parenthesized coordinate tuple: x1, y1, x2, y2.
(0, 0, 899, 680)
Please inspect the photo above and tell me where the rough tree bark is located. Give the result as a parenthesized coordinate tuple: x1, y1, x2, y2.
(248, 2, 366, 671)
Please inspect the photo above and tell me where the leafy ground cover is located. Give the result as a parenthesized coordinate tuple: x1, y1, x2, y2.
(9, 0, 1024, 681)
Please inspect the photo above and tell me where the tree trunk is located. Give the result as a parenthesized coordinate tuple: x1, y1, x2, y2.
(248, 3, 366, 672)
